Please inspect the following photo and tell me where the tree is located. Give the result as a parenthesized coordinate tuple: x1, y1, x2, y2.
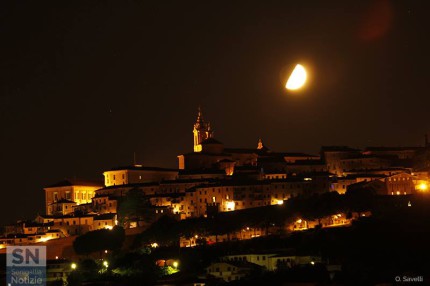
(117, 187, 158, 227)
(73, 226, 125, 255)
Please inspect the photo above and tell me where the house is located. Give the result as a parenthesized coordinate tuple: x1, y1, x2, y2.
(206, 261, 262, 282)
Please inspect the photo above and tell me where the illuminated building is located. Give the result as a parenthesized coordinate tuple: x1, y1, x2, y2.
(44, 180, 103, 215)
(103, 165, 178, 187)
(193, 106, 214, 152)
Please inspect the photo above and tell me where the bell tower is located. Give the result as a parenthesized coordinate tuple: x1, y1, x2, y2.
(193, 107, 213, 152)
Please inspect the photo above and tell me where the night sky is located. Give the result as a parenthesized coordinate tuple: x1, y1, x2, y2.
(1, 1, 429, 224)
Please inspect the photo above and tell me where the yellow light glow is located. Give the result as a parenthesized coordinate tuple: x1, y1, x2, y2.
(226, 201, 235, 211)
(286, 64, 307, 90)
(39, 237, 51, 243)
(276, 200, 284, 205)
(296, 219, 302, 224)
(71, 263, 77, 270)
(418, 182, 428, 191)
(151, 242, 159, 248)
(105, 225, 113, 230)
(103, 261, 109, 268)
(173, 261, 179, 268)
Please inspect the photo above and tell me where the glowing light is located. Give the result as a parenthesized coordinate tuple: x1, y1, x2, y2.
(105, 225, 113, 230)
(104, 250, 108, 254)
(71, 263, 77, 270)
(276, 200, 284, 205)
(286, 64, 307, 90)
(418, 182, 428, 191)
(103, 261, 109, 268)
(38, 237, 51, 243)
(225, 201, 235, 211)
(55, 256, 59, 260)
(408, 201, 412, 207)
(151, 242, 159, 248)
(194, 235, 199, 239)
(311, 261, 315, 265)
(173, 261, 179, 268)
(296, 219, 302, 224)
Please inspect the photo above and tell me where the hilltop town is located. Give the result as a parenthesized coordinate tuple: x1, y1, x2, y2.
(1, 108, 429, 285)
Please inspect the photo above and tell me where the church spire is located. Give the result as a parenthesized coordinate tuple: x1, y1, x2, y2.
(196, 105, 204, 125)
(257, 138, 264, 149)
(193, 106, 213, 152)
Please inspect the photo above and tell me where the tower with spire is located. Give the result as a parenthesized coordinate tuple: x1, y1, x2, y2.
(193, 106, 213, 152)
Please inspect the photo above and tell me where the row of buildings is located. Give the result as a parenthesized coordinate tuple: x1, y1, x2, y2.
(2, 108, 430, 247)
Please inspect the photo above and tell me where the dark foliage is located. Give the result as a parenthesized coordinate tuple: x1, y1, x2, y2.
(73, 226, 125, 255)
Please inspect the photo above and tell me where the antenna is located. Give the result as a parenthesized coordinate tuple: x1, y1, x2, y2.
(133, 152, 137, 165)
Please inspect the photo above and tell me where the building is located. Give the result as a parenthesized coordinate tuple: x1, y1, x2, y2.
(103, 165, 178, 187)
(221, 251, 322, 271)
(193, 106, 214, 152)
(206, 261, 262, 282)
(44, 180, 103, 215)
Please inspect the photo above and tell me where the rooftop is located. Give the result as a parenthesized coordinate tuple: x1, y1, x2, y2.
(365, 146, 423, 152)
(45, 179, 103, 188)
(108, 165, 178, 172)
(321, 146, 361, 152)
(201, 138, 223, 145)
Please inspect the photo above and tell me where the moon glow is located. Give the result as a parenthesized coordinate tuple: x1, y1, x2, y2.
(286, 64, 307, 90)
